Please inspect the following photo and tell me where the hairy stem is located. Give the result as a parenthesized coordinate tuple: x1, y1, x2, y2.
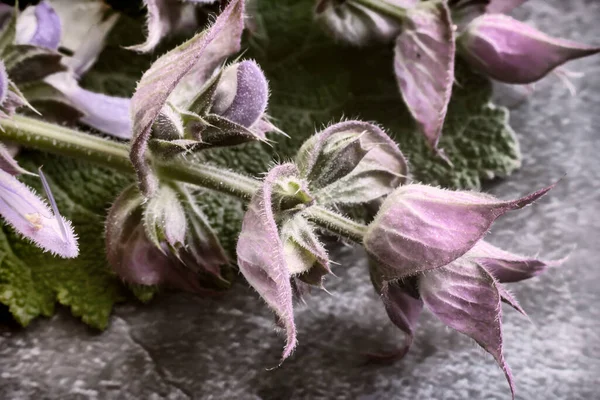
(0, 115, 367, 243)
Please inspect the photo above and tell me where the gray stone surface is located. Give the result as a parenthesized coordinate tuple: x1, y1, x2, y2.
(2, 1, 600, 399)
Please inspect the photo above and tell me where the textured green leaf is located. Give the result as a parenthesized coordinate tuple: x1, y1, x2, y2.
(1, 0, 521, 328)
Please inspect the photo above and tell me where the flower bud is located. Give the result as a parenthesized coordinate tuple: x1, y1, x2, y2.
(458, 14, 600, 84)
(210, 60, 269, 129)
(143, 184, 187, 252)
(364, 183, 554, 279)
(296, 121, 408, 205)
(315, 0, 407, 46)
(105, 185, 203, 292)
(130, 0, 245, 197)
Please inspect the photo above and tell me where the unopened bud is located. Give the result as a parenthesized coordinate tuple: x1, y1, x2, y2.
(364, 183, 554, 280)
(296, 121, 408, 205)
(458, 14, 600, 84)
(210, 60, 269, 128)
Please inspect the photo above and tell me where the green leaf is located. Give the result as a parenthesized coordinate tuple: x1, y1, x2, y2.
(1, 0, 521, 328)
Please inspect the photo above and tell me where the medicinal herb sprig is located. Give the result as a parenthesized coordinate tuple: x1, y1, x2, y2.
(0, 0, 590, 397)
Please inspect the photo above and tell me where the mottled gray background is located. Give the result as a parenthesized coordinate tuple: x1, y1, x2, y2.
(2, 1, 600, 399)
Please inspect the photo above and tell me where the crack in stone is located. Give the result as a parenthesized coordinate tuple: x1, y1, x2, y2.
(113, 317, 193, 400)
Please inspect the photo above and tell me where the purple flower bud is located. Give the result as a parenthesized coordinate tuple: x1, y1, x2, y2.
(296, 121, 408, 205)
(315, 0, 410, 46)
(394, 1, 455, 150)
(210, 60, 269, 129)
(0, 168, 78, 258)
(106, 185, 204, 293)
(16, 1, 61, 50)
(419, 259, 515, 398)
(236, 163, 300, 361)
(130, 0, 245, 196)
(143, 184, 187, 252)
(458, 14, 600, 84)
(364, 183, 554, 279)
(469, 240, 565, 283)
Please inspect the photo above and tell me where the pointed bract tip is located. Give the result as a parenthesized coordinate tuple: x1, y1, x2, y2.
(460, 14, 600, 84)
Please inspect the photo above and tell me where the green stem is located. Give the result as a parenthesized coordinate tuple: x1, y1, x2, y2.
(305, 206, 367, 243)
(0, 115, 367, 243)
(352, 0, 407, 21)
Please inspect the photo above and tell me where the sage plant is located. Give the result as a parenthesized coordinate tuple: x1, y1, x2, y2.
(0, 0, 577, 398)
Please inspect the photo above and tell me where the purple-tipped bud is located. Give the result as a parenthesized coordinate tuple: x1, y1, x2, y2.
(16, 1, 61, 50)
(364, 183, 554, 279)
(315, 0, 410, 46)
(210, 60, 269, 129)
(143, 184, 187, 252)
(130, 0, 245, 196)
(0, 168, 78, 258)
(458, 14, 600, 84)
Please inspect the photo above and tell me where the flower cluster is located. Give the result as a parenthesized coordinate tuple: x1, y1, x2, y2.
(128, 0, 279, 196)
(110, 0, 565, 395)
(316, 0, 600, 154)
(0, 0, 574, 396)
(109, 0, 279, 289)
(234, 116, 559, 396)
